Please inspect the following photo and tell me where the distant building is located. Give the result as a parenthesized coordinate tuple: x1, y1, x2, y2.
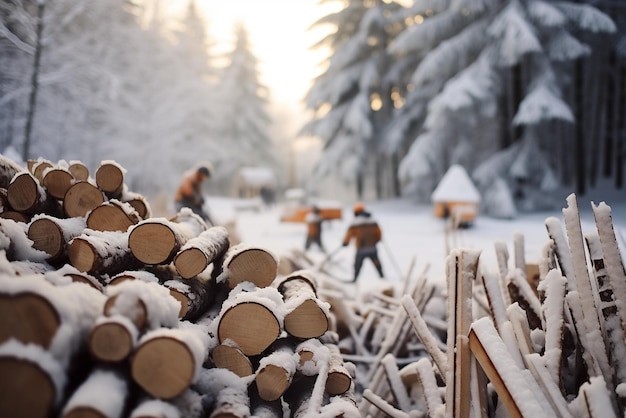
(234, 166, 277, 201)
(431, 165, 481, 225)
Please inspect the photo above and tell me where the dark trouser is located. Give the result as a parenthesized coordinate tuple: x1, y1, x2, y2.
(353, 247, 384, 281)
(305, 234, 324, 251)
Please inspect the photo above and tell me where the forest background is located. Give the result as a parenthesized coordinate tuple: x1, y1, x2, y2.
(1, 0, 625, 219)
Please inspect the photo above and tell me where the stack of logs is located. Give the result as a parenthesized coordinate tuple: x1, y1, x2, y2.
(0, 155, 358, 418)
(283, 194, 625, 417)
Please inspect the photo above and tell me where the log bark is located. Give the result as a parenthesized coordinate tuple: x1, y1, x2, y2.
(68, 231, 140, 277)
(63, 181, 105, 218)
(95, 161, 125, 199)
(255, 345, 297, 401)
(120, 189, 151, 219)
(7, 172, 63, 216)
(174, 226, 230, 279)
(219, 244, 278, 289)
(277, 271, 329, 340)
(61, 368, 128, 418)
(86, 199, 140, 232)
(0, 155, 25, 189)
(325, 343, 352, 395)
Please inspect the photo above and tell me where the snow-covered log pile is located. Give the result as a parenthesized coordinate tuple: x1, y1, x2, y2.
(0, 155, 359, 418)
(323, 193, 624, 418)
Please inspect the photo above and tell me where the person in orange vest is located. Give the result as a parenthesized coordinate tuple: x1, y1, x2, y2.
(174, 164, 215, 226)
(342, 203, 384, 282)
(305, 205, 325, 252)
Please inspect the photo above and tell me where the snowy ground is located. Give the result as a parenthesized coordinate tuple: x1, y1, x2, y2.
(207, 194, 626, 290)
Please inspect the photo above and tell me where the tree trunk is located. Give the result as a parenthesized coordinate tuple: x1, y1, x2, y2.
(22, 1, 46, 162)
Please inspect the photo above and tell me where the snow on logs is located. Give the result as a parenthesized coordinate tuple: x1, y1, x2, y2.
(0, 155, 357, 417)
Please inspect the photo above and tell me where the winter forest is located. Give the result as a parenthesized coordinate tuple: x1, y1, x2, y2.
(1, 0, 625, 217)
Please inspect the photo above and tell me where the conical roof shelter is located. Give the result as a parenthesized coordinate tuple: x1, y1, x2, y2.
(431, 165, 480, 225)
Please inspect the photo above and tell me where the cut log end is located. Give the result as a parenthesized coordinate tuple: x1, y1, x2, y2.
(28, 218, 64, 259)
(212, 344, 254, 377)
(68, 163, 89, 182)
(86, 204, 135, 232)
(0, 293, 60, 348)
(131, 336, 195, 399)
(326, 371, 352, 395)
(168, 289, 188, 319)
(284, 299, 329, 339)
(0, 358, 56, 418)
(67, 238, 96, 273)
(256, 364, 290, 401)
(174, 247, 209, 279)
(89, 322, 133, 362)
(43, 169, 74, 200)
(129, 223, 177, 265)
(218, 302, 280, 356)
(7, 173, 38, 212)
(95, 163, 124, 196)
(63, 182, 105, 218)
(227, 249, 277, 289)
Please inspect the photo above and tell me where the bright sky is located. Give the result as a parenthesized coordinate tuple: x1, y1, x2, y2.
(196, 0, 336, 110)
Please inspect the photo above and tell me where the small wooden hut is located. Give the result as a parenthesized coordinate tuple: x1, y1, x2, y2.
(431, 164, 480, 225)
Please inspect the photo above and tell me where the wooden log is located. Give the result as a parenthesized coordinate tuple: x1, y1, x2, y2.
(128, 399, 181, 418)
(31, 159, 53, 183)
(0, 340, 65, 418)
(120, 188, 152, 219)
(211, 343, 254, 377)
(174, 225, 230, 279)
(63, 180, 105, 219)
(0, 210, 29, 223)
(506, 268, 544, 330)
(67, 161, 89, 181)
(249, 382, 284, 418)
(255, 344, 297, 401)
(218, 243, 278, 289)
(194, 368, 251, 418)
(131, 327, 208, 399)
(0, 291, 60, 348)
(216, 289, 282, 356)
(61, 368, 128, 418)
(42, 167, 74, 200)
(414, 358, 444, 416)
(6, 172, 63, 216)
(326, 343, 353, 396)
(56, 264, 104, 292)
(129, 212, 207, 265)
(148, 265, 217, 321)
(0, 154, 26, 188)
(89, 316, 138, 362)
(27, 215, 86, 263)
(540, 269, 568, 387)
(68, 230, 140, 276)
(95, 161, 125, 199)
(277, 270, 329, 339)
(469, 317, 556, 418)
(86, 199, 140, 232)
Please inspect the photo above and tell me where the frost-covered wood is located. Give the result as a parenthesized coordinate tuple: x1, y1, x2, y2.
(217, 243, 278, 289)
(173, 225, 229, 279)
(7, 172, 63, 217)
(86, 199, 141, 232)
(63, 181, 106, 218)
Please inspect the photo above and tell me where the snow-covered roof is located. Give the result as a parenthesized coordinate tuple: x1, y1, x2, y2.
(431, 164, 481, 203)
(237, 167, 276, 187)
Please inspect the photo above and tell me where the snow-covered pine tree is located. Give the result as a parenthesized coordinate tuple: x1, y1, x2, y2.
(216, 22, 276, 192)
(302, 0, 407, 199)
(392, 0, 615, 216)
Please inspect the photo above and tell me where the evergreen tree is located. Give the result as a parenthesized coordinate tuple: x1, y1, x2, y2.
(217, 22, 275, 188)
(302, 0, 406, 199)
(390, 0, 615, 215)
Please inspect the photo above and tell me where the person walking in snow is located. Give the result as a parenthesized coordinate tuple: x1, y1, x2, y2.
(342, 203, 384, 282)
(174, 163, 215, 226)
(305, 205, 325, 252)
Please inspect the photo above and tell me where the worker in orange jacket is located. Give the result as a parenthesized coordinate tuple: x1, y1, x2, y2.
(342, 203, 384, 282)
(305, 205, 325, 252)
(174, 164, 215, 226)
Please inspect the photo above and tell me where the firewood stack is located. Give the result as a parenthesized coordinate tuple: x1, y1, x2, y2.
(350, 193, 626, 417)
(0, 155, 358, 418)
